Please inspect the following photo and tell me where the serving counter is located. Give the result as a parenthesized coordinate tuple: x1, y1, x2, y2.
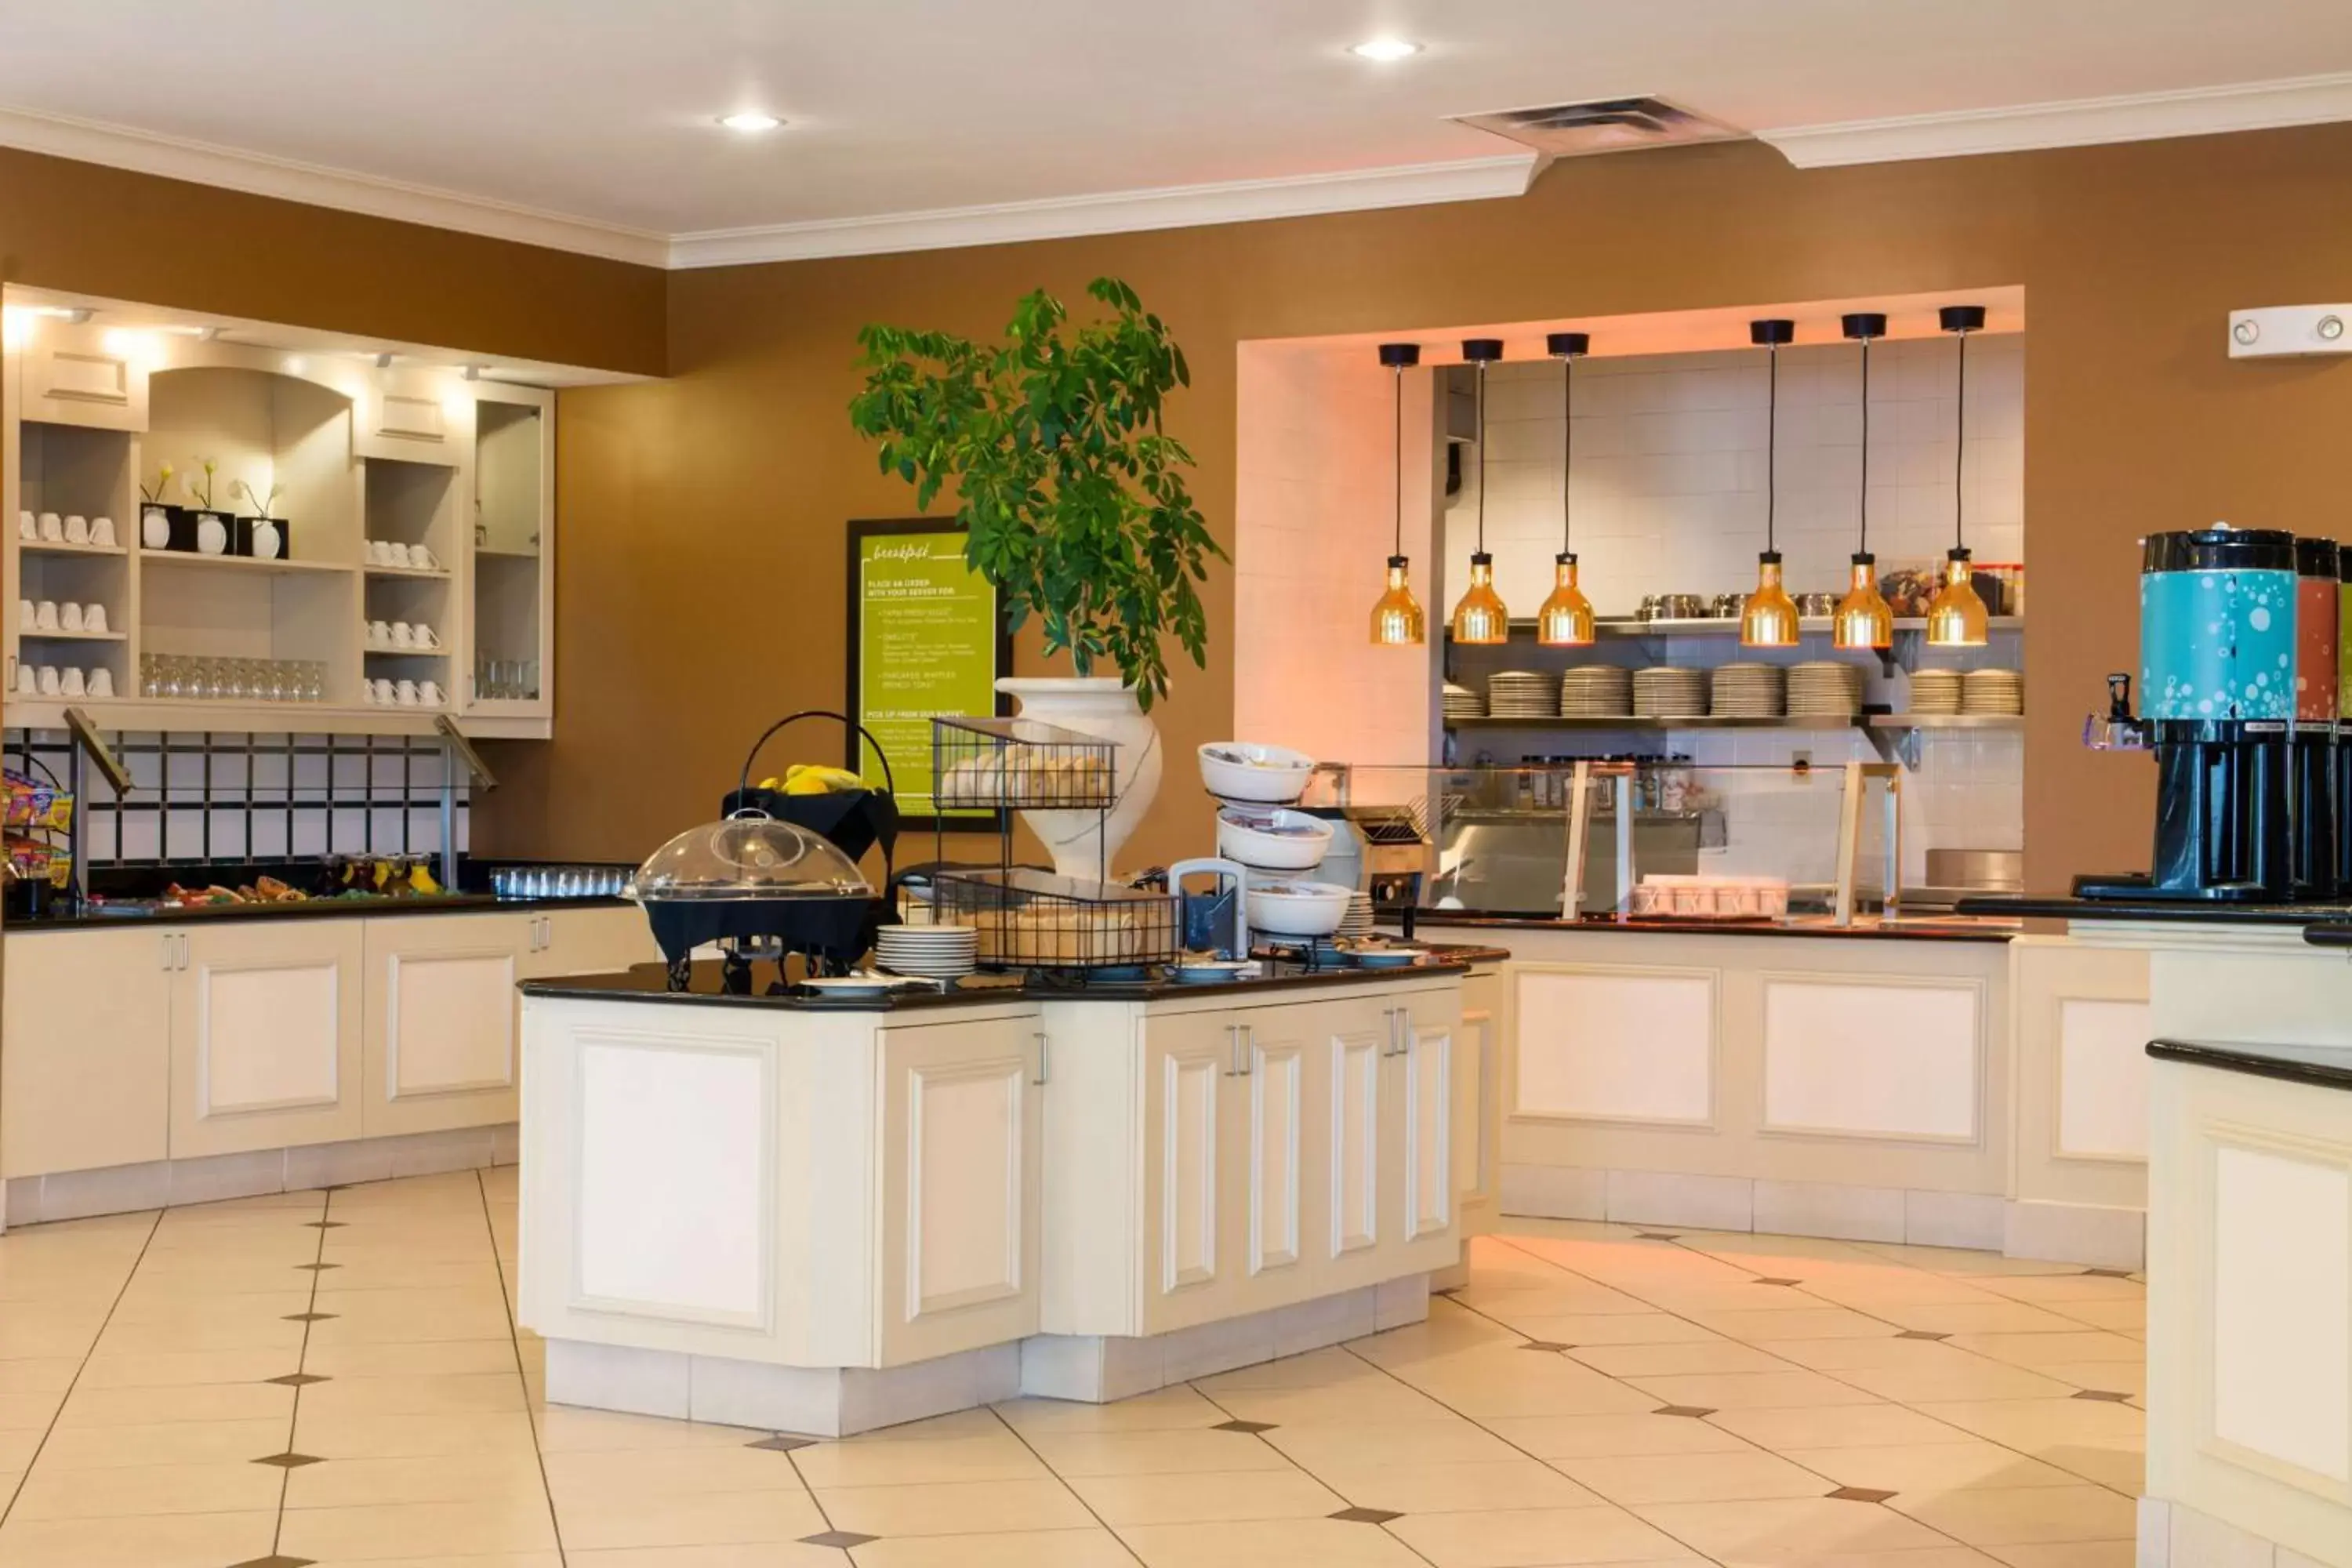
(514, 953, 1503, 1436)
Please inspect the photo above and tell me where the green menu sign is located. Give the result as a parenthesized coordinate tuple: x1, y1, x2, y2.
(847, 519, 1009, 823)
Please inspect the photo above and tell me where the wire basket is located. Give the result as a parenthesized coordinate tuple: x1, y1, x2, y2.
(931, 866, 1178, 971)
(931, 717, 1117, 811)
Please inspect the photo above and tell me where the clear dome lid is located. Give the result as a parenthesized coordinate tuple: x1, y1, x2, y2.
(627, 814, 873, 902)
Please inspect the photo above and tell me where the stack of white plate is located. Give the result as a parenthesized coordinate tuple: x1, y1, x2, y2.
(1787, 662, 1866, 718)
(1633, 666, 1710, 718)
(1711, 663, 1786, 718)
(1443, 683, 1484, 720)
(1963, 667, 2025, 715)
(1338, 891, 1376, 940)
(1559, 665, 1634, 717)
(1487, 670, 1559, 720)
(1909, 667, 1965, 715)
(874, 924, 978, 980)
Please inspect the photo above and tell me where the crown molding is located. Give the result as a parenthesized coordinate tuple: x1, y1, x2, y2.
(665, 153, 1544, 269)
(1760, 71, 2352, 169)
(0, 103, 670, 267)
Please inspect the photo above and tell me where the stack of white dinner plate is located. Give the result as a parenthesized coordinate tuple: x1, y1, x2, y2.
(1963, 667, 2025, 715)
(1443, 682, 1484, 720)
(1487, 670, 1559, 719)
(1711, 663, 1786, 718)
(875, 923, 978, 980)
(1787, 662, 1866, 718)
(1559, 665, 1635, 717)
(1632, 666, 1710, 718)
(1908, 667, 1965, 714)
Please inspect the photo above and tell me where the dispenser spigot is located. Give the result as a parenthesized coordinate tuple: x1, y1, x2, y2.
(2083, 673, 2151, 751)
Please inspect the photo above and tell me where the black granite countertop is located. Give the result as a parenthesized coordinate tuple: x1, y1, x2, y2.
(1406, 912, 2018, 944)
(8, 893, 633, 930)
(522, 946, 1498, 1013)
(2148, 1037, 2352, 1092)
(1960, 894, 2352, 927)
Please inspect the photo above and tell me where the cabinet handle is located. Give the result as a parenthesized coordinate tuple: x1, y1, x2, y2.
(1225, 1023, 1241, 1076)
(1396, 1010, 1411, 1059)
(1240, 1023, 1254, 1077)
(1033, 1030, 1049, 1087)
(1380, 1007, 1396, 1057)
(161, 934, 175, 971)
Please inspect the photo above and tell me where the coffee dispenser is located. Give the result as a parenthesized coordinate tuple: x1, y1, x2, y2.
(2076, 526, 2297, 902)
(2295, 537, 2340, 898)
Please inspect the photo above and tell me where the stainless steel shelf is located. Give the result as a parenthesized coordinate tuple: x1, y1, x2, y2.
(1452, 616, 2026, 641)
(1864, 713, 2024, 730)
(1446, 715, 1866, 731)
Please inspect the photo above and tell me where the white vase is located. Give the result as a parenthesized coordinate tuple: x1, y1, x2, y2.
(140, 506, 171, 550)
(995, 675, 1162, 884)
(252, 520, 282, 560)
(195, 513, 227, 555)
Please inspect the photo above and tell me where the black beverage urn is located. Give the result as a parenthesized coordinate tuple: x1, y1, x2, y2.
(2075, 526, 2298, 902)
(2292, 536, 2340, 899)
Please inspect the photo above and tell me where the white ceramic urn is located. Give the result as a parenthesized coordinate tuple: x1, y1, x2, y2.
(995, 675, 1162, 883)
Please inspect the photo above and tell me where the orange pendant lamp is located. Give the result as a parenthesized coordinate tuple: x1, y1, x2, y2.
(1448, 339, 1510, 644)
(1833, 312, 1895, 651)
(1536, 331, 1595, 646)
(1368, 342, 1427, 646)
(1740, 318, 1799, 648)
(1926, 304, 1991, 648)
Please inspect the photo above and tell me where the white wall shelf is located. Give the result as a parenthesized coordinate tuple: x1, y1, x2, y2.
(20, 628, 126, 642)
(19, 539, 128, 558)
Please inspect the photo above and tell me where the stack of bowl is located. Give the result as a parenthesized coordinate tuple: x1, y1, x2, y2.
(1443, 682, 1484, 720)
(1908, 667, 1965, 715)
(1963, 668, 2025, 715)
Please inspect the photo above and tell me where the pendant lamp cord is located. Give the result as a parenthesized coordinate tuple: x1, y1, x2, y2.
(1857, 336, 1871, 556)
(1952, 328, 1969, 551)
(1392, 367, 1404, 557)
(1765, 343, 1778, 554)
(1561, 356, 1574, 553)
(1475, 361, 1489, 554)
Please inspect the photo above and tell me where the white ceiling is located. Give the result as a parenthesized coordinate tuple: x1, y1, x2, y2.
(3, 0, 2350, 267)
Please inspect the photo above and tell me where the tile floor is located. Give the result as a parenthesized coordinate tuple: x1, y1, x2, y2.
(0, 1168, 2147, 1566)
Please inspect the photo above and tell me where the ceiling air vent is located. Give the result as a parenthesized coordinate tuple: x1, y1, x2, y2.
(1450, 96, 1746, 158)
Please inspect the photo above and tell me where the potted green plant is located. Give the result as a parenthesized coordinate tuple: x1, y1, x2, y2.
(850, 278, 1220, 877)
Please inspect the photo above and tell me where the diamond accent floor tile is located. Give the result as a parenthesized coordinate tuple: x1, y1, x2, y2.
(265, 1373, 331, 1387)
(800, 1530, 879, 1548)
(2083, 1267, 2136, 1279)
(1653, 1406, 1717, 1418)
(252, 1452, 325, 1468)
(1635, 1232, 1681, 1240)
(1896, 1330, 1951, 1341)
(1520, 1341, 1572, 1352)
(1755, 1277, 1803, 1287)
(1329, 1506, 1403, 1524)
(1213, 1419, 1278, 1433)
(1828, 1486, 1897, 1502)
(2073, 1388, 2134, 1402)
(749, 1434, 820, 1452)
(283, 1312, 338, 1323)
(302, 1220, 347, 1229)
(228, 1557, 315, 1568)
(292, 1262, 341, 1272)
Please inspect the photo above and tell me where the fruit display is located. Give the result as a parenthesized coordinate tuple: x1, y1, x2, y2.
(757, 764, 869, 797)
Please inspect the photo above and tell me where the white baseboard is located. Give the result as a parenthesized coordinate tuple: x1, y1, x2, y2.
(2004, 1198, 2147, 1271)
(2136, 1493, 2329, 1568)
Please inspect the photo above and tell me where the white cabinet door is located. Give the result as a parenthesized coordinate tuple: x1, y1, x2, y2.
(1141, 1009, 1235, 1334)
(1316, 996, 1393, 1295)
(1455, 967, 1504, 1232)
(1392, 991, 1461, 1272)
(535, 904, 662, 978)
(361, 913, 533, 1138)
(1228, 1010, 1310, 1314)
(169, 919, 364, 1158)
(2, 928, 174, 1178)
(354, 368, 466, 464)
(877, 1015, 1042, 1365)
(17, 327, 147, 431)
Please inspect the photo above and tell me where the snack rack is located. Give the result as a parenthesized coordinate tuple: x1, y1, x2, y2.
(927, 716, 1178, 974)
(2, 764, 74, 916)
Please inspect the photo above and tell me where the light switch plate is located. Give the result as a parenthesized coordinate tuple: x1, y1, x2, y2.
(2227, 304, 2352, 358)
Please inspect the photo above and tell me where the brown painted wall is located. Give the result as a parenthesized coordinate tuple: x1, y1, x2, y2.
(0, 147, 666, 376)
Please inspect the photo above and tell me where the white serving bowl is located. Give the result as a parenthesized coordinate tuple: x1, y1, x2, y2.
(1199, 742, 1315, 804)
(1216, 808, 1334, 871)
(1246, 879, 1354, 937)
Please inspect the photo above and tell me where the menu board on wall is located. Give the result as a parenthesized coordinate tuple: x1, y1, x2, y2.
(846, 519, 1009, 826)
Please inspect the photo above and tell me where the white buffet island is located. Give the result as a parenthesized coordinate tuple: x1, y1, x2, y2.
(516, 953, 1503, 1436)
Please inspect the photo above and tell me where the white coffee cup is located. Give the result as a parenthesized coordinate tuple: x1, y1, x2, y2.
(413, 623, 439, 649)
(395, 679, 419, 706)
(37, 512, 62, 541)
(33, 601, 58, 631)
(60, 667, 85, 697)
(368, 619, 391, 647)
(367, 539, 391, 565)
(89, 516, 115, 549)
(59, 603, 82, 632)
(408, 544, 437, 572)
(419, 679, 445, 706)
(36, 665, 59, 695)
(16, 510, 34, 540)
(88, 668, 113, 699)
(388, 543, 412, 567)
(391, 622, 416, 648)
(82, 604, 107, 635)
(13, 664, 34, 695)
(16, 599, 32, 627)
(371, 677, 396, 705)
(64, 514, 88, 543)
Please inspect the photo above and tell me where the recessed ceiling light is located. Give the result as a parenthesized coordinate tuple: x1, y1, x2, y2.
(1348, 37, 1421, 61)
(718, 111, 782, 132)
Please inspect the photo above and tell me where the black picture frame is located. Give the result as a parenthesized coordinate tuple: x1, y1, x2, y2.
(844, 517, 1013, 832)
